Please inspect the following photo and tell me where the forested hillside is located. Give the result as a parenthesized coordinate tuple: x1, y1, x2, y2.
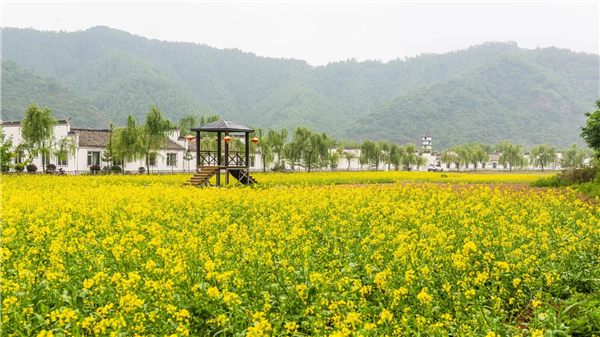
(1, 26, 598, 148)
(1, 60, 110, 127)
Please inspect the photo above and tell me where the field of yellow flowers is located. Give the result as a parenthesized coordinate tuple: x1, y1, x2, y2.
(56, 170, 551, 187)
(2, 173, 599, 336)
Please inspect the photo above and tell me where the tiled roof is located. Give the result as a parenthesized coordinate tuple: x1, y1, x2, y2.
(73, 129, 184, 150)
(1, 119, 70, 126)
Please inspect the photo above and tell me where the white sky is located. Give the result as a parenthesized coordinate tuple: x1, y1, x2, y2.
(1, 1, 599, 65)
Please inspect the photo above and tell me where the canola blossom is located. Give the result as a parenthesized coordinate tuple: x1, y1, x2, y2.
(1, 174, 599, 336)
(38, 170, 551, 188)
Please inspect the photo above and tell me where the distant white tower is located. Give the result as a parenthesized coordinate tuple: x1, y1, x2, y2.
(422, 128, 432, 152)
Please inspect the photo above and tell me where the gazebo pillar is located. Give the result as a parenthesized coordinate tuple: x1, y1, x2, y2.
(195, 130, 200, 167)
(245, 132, 250, 168)
(224, 132, 229, 185)
(216, 132, 221, 186)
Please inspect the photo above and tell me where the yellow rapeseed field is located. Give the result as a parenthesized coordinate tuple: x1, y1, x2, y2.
(55, 170, 550, 187)
(1, 173, 599, 336)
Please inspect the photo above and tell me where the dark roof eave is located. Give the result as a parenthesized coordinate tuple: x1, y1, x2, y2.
(190, 119, 254, 133)
(191, 127, 255, 133)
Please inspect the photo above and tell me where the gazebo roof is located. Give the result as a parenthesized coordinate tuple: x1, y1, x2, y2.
(191, 119, 254, 133)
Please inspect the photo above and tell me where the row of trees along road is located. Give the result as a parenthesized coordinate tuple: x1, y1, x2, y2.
(440, 141, 590, 172)
(0, 103, 593, 173)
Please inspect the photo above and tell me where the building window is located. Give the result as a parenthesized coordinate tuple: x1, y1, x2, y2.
(446, 163, 450, 169)
(58, 156, 68, 166)
(149, 153, 157, 167)
(493, 162, 497, 169)
(87, 151, 101, 166)
(166, 153, 177, 167)
(250, 156, 255, 168)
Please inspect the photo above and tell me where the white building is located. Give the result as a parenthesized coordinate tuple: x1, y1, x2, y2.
(2, 120, 189, 173)
(422, 128, 433, 152)
(2, 119, 585, 173)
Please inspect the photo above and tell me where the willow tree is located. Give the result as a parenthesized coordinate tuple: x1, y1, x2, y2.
(441, 150, 458, 170)
(360, 139, 382, 170)
(561, 143, 587, 168)
(400, 143, 426, 169)
(530, 143, 558, 172)
(21, 103, 57, 171)
(254, 128, 274, 172)
(467, 143, 489, 171)
(498, 142, 525, 172)
(267, 128, 288, 169)
(114, 106, 174, 174)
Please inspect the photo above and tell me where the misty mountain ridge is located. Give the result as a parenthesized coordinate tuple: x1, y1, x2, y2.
(1, 26, 598, 148)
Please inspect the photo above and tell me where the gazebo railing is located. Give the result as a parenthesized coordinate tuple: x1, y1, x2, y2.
(199, 151, 218, 166)
(227, 152, 247, 167)
(198, 150, 247, 166)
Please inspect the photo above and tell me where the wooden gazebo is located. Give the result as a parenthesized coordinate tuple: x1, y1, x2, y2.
(185, 119, 257, 187)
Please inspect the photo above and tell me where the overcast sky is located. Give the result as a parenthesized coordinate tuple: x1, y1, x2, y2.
(2, 1, 599, 65)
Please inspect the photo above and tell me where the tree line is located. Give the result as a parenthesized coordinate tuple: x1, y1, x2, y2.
(1, 103, 592, 173)
(440, 141, 589, 172)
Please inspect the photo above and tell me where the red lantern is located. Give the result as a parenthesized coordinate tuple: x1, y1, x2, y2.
(186, 135, 195, 142)
(215, 137, 218, 141)
(224, 135, 232, 142)
(251, 137, 259, 143)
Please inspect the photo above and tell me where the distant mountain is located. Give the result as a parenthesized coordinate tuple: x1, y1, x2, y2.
(1, 59, 110, 127)
(346, 54, 594, 148)
(1, 26, 598, 148)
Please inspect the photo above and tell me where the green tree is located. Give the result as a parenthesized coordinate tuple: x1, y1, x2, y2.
(183, 149, 194, 172)
(142, 106, 175, 173)
(114, 106, 174, 174)
(388, 143, 404, 170)
(101, 123, 115, 168)
(342, 148, 357, 170)
(328, 146, 344, 171)
(20, 103, 58, 171)
(114, 115, 145, 168)
(0, 127, 14, 172)
(254, 128, 274, 172)
(441, 150, 458, 170)
(561, 143, 587, 168)
(267, 128, 288, 169)
(179, 114, 199, 137)
(580, 100, 600, 159)
(467, 143, 489, 171)
(360, 139, 382, 170)
(54, 136, 77, 168)
(529, 143, 558, 172)
(400, 144, 426, 169)
(498, 142, 525, 172)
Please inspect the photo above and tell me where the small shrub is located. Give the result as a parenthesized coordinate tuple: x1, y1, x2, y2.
(15, 163, 24, 172)
(138, 167, 146, 174)
(46, 164, 57, 172)
(102, 166, 111, 173)
(111, 165, 122, 173)
(558, 163, 597, 184)
(531, 175, 571, 188)
(26, 164, 38, 173)
(90, 165, 101, 173)
(1, 165, 10, 173)
(272, 162, 286, 172)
